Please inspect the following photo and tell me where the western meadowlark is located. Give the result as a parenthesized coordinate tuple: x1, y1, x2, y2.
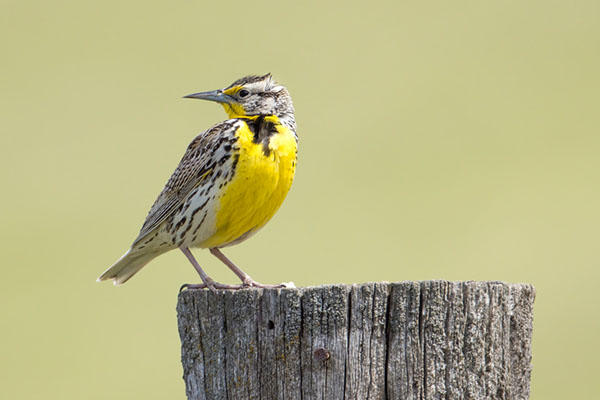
(98, 74, 297, 291)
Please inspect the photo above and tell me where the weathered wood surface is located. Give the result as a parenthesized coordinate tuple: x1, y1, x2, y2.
(177, 281, 535, 400)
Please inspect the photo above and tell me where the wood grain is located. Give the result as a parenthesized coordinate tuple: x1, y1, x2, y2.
(177, 281, 535, 399)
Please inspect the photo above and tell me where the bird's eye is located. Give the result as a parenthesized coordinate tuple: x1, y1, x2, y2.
(238, 89, 250, 98)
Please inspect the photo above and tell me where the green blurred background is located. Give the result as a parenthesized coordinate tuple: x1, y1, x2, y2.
(1, 0, 598, 398)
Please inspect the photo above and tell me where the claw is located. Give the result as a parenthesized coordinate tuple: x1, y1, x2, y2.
(180, 283, 207, 292)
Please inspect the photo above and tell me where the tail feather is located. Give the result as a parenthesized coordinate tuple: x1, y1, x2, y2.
(97, 248, 159, 285)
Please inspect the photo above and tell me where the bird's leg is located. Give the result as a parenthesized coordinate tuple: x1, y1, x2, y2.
(179, 247, 243, 292)
(209, 247, 286, 289)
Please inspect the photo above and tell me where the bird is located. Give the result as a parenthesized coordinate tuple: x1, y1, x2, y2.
(97, 74, 298, 291)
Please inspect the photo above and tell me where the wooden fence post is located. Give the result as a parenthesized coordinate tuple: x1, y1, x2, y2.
(177, 281, 535, 399)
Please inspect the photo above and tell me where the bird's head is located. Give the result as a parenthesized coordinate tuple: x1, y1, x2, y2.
(184, 74, 294, 121)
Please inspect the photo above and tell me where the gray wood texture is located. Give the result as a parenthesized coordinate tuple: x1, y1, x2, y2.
(177, 281, 535, 400)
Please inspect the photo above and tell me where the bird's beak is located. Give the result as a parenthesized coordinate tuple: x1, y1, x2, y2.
(183, 89, 233, 104)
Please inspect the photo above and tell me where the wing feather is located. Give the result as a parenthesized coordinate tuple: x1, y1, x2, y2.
(132, 120, 239, 246)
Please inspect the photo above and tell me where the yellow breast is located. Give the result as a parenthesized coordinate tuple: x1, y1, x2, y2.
(199, 116, 297, 248)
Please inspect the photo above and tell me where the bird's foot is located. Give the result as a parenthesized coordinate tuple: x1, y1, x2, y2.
(241, 278, 295, 289)
(180, 280, 296, 292)
(179, 279, 244, 293)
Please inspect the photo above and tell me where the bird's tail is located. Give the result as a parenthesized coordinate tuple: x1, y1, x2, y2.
(97, 248, 160, 286)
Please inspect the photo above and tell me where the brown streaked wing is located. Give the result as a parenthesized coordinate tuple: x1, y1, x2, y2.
(131, 120, 239, 246)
